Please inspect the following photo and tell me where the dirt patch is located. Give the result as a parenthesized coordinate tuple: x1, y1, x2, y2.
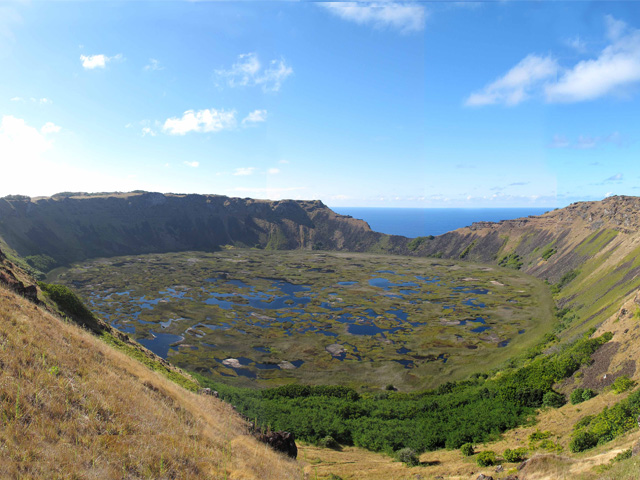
(559, 342, 637, 392)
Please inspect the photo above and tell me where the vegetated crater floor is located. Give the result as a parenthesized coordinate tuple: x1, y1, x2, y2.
(49, 249, 554, 389)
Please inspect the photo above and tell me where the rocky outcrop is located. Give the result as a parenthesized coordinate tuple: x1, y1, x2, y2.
(254, 430, 298, 459)
(0, 248, 39, 302)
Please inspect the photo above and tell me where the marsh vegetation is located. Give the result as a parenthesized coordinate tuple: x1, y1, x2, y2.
(49, 249, 553, 389)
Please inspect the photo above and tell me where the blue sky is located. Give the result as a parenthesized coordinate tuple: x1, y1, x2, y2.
(1, 1, 640, 208)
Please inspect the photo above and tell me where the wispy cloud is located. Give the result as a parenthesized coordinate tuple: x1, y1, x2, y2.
(183, 161, 199, 168)
(10, 97, 52, 105)
(242, 109, 267, 125)
(566, 35, 587, 53)
(268, 168, 280, 175)
(233, 167, 255, 176)
(468, 16, 640, 106)
(321, 2, 427, 33)
(141, 127, 157, 137)
(604, 173, 623, 183)
(163, 108, 236, 135)
(546, 17, 640, 103)
(216, 53, 293, 93)
(548, 132, 623, 149)
(465, 54, 559, 106)
(144, 58, 163, 71)
(80, 53, 123, 70)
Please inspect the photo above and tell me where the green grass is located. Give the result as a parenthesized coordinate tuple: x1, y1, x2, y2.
(575, 229, 619, 257)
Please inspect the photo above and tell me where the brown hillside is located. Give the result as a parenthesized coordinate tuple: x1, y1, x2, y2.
(0, 282, 301, 479)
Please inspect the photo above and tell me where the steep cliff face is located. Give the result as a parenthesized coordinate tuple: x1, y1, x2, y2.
(409, 196, 640, 335)
(0, 192, 387, 265)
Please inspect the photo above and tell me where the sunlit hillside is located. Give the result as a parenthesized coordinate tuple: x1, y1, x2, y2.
(0, 283, 301, 479)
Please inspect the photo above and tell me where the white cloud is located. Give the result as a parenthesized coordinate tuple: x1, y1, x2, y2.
(80, 53, 122, 70)
(268, 168, 280, 175)
(144, 58, 163, 71)
(41, 122, 61, 134)
(320, 2, 427, 33)
(163, 108, 236, 135)
(0, 116, 52, 159)
(466, 54, 559, 106)
(10, 96, 22, 102)
(278, 159, 290, 164)
(141, 127, 156, 137)
(233, 167, 255, 176)
(216, 53, 293, 93)
(183, 161, 199, 168)
(468, 16, 640, 106)
(545, 18, 640, 103)
(242, 109, 267, 125)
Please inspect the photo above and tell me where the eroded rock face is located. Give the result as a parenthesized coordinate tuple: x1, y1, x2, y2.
(0, 268, 38, 302)
(255, 430, 298, 459)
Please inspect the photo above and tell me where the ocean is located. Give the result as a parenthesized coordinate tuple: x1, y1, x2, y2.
(331, 207, 553, 238)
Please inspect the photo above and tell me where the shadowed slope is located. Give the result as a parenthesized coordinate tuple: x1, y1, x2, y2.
(0, 192, 388, 266)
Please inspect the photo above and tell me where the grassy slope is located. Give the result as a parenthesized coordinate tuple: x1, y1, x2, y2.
(0, 284, 301, 479)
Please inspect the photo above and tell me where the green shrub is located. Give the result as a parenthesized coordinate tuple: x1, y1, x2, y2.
(529, 430, 551, 441)
(611, 376, 636, 394)
(318, 436, 340, 450)
(541, 247, 557, 260)
(407, 237, 427, 251)
(570, 430, 597, 453)
(612, 448, 632, 463)
(570, 388, 585, 405)
(582, 389, 596, 402)
(503, 447, 527, 463)
(574, 415, 594, 430)
(543, 391, 566, 408)
(396, 447, 419, 466)
(499, 253, 523, 270)
(460, 442, 474, 457)
(476, 450, 497, 467)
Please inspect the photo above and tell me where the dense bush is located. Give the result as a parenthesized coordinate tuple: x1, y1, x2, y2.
(570, 430, 597, 453)
(543, 391, 566, 408)
(476, 451, 497, 467)
(396, 447, 419, 466)
(582, 388, 596, 402)
(193, 332, 612, 456)
(570, 388, 596, 405)
(38, 282, 95, 319)
(611, 376, 636, 394)
(460, 443, 475, 457)
(570, 388, 585, 405)
(503, 447, 527, 463)
(570, 390, 640, 452)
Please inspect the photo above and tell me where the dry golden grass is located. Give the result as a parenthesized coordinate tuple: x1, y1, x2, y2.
(0, 285, 301, 479)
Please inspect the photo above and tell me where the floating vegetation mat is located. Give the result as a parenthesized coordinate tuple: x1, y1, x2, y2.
(49, 250, 553, 389)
